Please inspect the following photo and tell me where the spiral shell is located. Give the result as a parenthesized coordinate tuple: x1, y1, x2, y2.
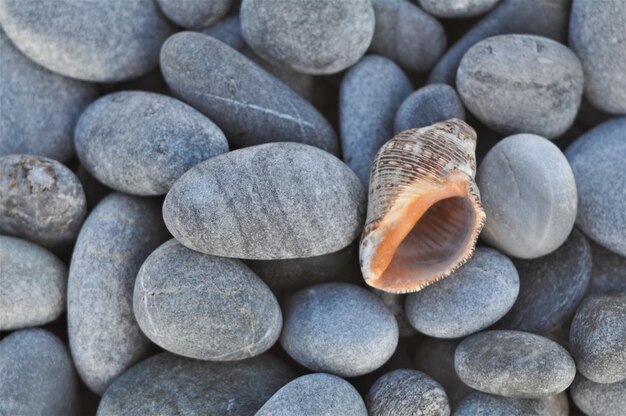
(360, 119, 486, 294)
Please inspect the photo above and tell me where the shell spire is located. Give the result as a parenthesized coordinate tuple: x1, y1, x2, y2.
(359, 119, 486, 294)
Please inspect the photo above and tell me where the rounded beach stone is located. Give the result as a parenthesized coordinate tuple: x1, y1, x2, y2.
(565, 117, 626, 256)
(240, 0, 374, 75)
(406, 247, 519, 339)
(75, 91, 228, 196)
(569, 0, 626, 114)
(394, 84, 465, 134)
(457, 34, 584, 139)
(570, 374, 626, 416)
(0, 329, 79, 416)
(68, 193, 168, 395)
(477, 133, 577, 259)
(418, 0, 500, 18)
(156, 0, 234, 29)
(97, 352, 295, 416)
(202, 15, 246, 50)
(161, 32, 338, 154)
(542, 392, 569, 416)
(163, 142, 365, 260)
(0, 154, 87, 249)
(280, 283, 398, 377)
(569, 293, 626, 384)
(256, 373, 367, 416)
(454, 392, 552, 416)
(369, 0, 446, 73)
(589, 239, 626, 294)
(367, 369, 450, 416)
(455, 330, 576, 398)
(340, 55, 413, 186)
(0, 236, 66, 330)
(0, 0, 174, 82)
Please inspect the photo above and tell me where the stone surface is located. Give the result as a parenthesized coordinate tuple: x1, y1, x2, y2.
(97, 352, 295, 416)
(477, 134, 578, 258)
(156, 0, 234, 29)
(161, 32, 338, 153)
(569, 293, 626, 384)
(0, 236, 66, 330)
(418, 0, 500, 18)
(455, 330, 576, 398)
(370, 0, 446, 72)
(201, 15, 246, 50)
(163, 142, 365, 260)
(565, 117, 626, 256)
(0, 154, 87, 249)
(454, 392, 552, 416)
(240, 0, 374, 75)
(75, 91, 228, 196)
(0, 329, 79, 416)
(542, 393, 569, 416)
(367, 369, 450, 416)
(68, 193, 168, 394)
(280, 283, 398, 377)
(569, 0, 626, 114)
(589, 239, 626, 294)
(570, 374, 626, 416)
(394, 84, 465, 134)
(373, 290, 417, 338)
(457, 34, 583, 139)
(406, 247, 519, 338)
(340, 55, 412, 186)
(256, 373, 367, 416)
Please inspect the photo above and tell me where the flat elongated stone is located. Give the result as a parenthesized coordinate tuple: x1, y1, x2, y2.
(570, 374, 626, 416)
(156, 0, 234, 29)
(394, 84, 465, 134)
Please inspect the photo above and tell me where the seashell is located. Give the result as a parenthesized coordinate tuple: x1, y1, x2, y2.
(359, 119, 485, 294)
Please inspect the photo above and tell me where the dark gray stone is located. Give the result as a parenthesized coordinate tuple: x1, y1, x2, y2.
(280, 283, 398, 377)
(394, 84, 465, 134)
(370, 0, 446, 72)
(565, 117, 626, 256)
(477, 133, 577, 258)
(427, 0, 570, 85)
(340, 55, 412, 186)
(569, 293, 626, 384)
(457, 34, 583, 139)
(240, 0, 374, 75)
(0, 329, 79, 416)
(161, 32, 338, 153)
(0, 0, 175, 82)
(163, 142, 365, 260)
(367, 369, 450, 416)
(97, 352, 295, 416)
(455, 330, 576, 398)
(406, 247, 519, 339)
(75, 91, 228, 196)
(257, 373, 367, 416)
(418, 0, 500, 18)
(570, 373, 626, 416)
(0, 154, 87, 249)
(373, 290, 417, 338)
(134, 239, 282, 361)
(589, 239, 626, 294)
(156, 0, 234, 29)
(454, 392, 551, 416)
(68, 193, 168, 394)
(569, 0, 626, 114)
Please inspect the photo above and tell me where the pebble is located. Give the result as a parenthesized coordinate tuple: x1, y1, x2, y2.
(340, 55, 413, 186)
(0, 329, 79, 416)
(0, 236, 66, 330)
(97, 352, 295, 416)
(570, 373, 626, 416)
(0, 154, 87, 249)
(256, 373, 367, 416)
(75, 91, 228, 196)
(156, 0, 234, 29)
(569, 293, 626, 384)
(161, 32, 338, 153)
(0, 0, 174, 82)
(569, 0, 626, 114)
(201, 15, 246, 50)
(134, 239, 282, 361)
(369, 0, 446, 73)
(454, 392, 552, 416)
(367, 369, 450, 416)
(499, 229, 592, 334)
(565, 117, 626, 257)
(394, 84, 465, 134)
(406, 247, 519, 338)
(542, 392, 570, 416)
(418, 0, 500, 19)
(455, 330, 576, 398)
(589, 239, 626, 294)
(163, 142, 365, 260)
(477, 133, 578, 258)
(280, 283, 398, 377)
(68, 193, 168, 394)
(240, 0, 374, 75)
(373, 290, 417, 338)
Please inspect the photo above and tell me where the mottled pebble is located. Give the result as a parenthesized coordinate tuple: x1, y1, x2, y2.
(394, 84, 465, 134)
(418, 0, 500, 18)
(570, 373, 626, 416)
(201, 15, 246, 50)
(454, 392, 551, 416)
(156, 0, 234, 29)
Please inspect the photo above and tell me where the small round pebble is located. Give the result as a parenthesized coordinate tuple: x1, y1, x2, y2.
(418, 0, 500, 18)
(367, 369, 450, 416)
(240, 0, 374, 75)
(455, 330, 576, 398)
(394, 84, 466, 134)
(589, 239, 626, 294)
(454, 392, 552, 416)
(570, 373, 626, 416)
(156, 0, 234, 29)
(477, 133, 578, 259)
(280, 283, 398, 377)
